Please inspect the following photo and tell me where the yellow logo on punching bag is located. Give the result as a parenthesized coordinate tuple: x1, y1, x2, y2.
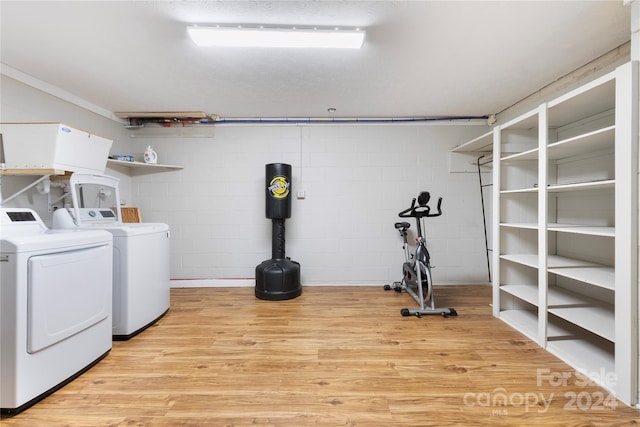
(268, 176, 290, 199)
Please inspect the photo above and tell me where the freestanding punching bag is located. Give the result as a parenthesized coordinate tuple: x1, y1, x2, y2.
(255, 163, 302, 300)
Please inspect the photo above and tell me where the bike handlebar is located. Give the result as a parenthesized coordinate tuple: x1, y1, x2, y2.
(398, 192, 443, 219)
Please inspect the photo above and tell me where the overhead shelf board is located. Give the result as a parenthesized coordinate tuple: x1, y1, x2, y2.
(114, 111, 214, 119)
(106, 159, 183, 170)
(450, 130, 493, 152)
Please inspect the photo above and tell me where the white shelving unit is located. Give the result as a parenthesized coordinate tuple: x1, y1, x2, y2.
(453, 61, 638, 407)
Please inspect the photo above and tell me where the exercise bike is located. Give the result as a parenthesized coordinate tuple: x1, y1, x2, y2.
(384, 192, 457, 318)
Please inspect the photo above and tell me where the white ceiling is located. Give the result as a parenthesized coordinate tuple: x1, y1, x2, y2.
(0, 1, 632, 120)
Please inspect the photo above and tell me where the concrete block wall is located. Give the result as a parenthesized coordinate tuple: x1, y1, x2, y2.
(2, 74, 491, 286)
(117, 123, 491, 285)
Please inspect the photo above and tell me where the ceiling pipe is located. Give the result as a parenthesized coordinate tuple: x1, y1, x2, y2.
(124, 116, 490, 127)
(210, 116, 489, 125)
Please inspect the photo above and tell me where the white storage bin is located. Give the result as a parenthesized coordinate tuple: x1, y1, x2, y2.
(0, 122, 112, 174)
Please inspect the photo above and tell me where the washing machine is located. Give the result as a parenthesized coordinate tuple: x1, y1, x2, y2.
(0, 208, 113, 415)
(52, 173, 170, 340)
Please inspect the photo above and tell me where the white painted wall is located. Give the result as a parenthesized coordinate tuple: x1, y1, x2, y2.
(2, 75, 491, 285)
(631, 0, 640, 407)
(111, 123, 490, 285)
(0, 75, 131, 221)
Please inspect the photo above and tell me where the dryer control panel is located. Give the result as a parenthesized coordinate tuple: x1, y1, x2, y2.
(0, 208, 46, 234)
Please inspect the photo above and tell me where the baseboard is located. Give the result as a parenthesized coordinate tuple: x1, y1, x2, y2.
(170, 279, 491, 288)
(170, 279, 254, 288)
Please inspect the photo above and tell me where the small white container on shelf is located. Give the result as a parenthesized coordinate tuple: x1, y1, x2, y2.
(143, 145, 158, 164)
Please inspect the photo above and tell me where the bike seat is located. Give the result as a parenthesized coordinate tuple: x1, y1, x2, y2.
(395, 222, 411, 230)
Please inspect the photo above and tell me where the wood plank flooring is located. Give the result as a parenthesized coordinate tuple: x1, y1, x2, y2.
(2, 285, 639, 426)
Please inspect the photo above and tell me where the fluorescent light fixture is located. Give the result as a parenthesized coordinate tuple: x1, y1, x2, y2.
(187, 25, 365, 49)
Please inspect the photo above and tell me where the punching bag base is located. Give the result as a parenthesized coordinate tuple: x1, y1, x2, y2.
(255, 258, 302, 301)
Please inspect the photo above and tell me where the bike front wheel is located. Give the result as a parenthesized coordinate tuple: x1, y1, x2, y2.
(420, 263, 433, 305)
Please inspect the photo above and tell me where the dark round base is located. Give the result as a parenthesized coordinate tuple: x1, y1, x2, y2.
(255, 286, 302, 301)
(255, 258, 301, 301)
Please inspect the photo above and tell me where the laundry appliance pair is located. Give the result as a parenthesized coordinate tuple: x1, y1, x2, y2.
(1, 173, 170, 415)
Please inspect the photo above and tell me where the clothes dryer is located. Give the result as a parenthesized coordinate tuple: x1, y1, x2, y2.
(0, 208, 113, 415)
(52, 174, 170, 340)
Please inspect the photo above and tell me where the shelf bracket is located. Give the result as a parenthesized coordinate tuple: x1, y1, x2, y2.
(0, 174, 52, 207)
(48, 191, 69, 212)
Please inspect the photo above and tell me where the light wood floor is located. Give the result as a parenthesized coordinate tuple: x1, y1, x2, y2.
(2, 285, 639, 426)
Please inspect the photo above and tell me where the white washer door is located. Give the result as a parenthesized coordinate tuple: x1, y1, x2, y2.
(27, 244, 111, 353)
